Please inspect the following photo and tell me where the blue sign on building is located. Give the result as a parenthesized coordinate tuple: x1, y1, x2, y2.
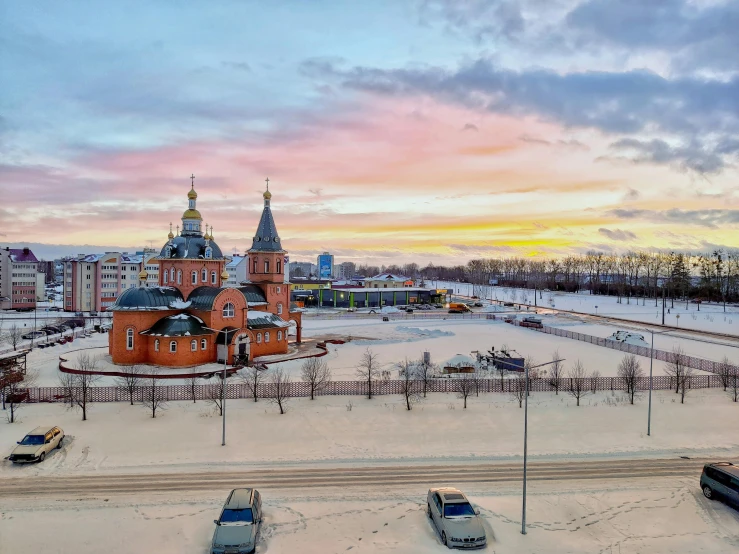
(318, 254, 333, 279)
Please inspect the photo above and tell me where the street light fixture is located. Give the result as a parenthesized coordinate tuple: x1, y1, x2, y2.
(205, 326, 231, 446)
(641, 327, 673, 437)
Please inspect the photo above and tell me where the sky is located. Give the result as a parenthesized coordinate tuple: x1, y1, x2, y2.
(1, 0, 738, 265)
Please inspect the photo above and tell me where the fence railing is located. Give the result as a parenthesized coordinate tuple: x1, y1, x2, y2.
(530, 324, 739, 375)
(22, 372, 725, 404)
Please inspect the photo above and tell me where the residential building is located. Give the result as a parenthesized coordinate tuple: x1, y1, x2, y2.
(363, 273, 413, 288)
(289, 261, 314, 278)
(0, 247, 39, 310)
(37, 260, 56, 284)
(334, 261, 356, 280)
(225, 254, 248, 287)
(63, 251, 159, 312)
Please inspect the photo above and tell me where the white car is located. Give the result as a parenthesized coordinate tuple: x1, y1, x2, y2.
(427, 487, 487, 549)
(9, 426, 64, 463)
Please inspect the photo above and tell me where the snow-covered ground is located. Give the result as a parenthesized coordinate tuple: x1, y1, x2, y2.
(2, 389, 737, 477)
(433, 280, 739, 336)
(2, 477, 737, 554)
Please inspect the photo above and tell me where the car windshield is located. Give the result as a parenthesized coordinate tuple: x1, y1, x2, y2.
(444, 502, 476, 518)
(20, 435, 45, 446)
(219, 508, 253, 524)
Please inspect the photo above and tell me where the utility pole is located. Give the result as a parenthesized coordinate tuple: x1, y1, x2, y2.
(661, 286, 665, 325)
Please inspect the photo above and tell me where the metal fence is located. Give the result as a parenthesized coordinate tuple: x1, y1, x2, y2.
(24, 372, 726, 404)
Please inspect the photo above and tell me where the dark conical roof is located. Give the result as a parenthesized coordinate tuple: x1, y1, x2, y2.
(250, 190, 284, 252)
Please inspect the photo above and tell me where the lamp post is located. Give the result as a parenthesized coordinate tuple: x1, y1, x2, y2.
(642, 327, 673, 437)
(676, 314, 680, 328)
(520, 357, 565, 535)
(594, 305, 598, 316)
(205, 326, 230, 446)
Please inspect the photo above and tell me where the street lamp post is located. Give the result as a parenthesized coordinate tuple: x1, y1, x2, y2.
(520, 357, 565, 535)
(205, 326, 230, 446)
(642, 327, 672, 437)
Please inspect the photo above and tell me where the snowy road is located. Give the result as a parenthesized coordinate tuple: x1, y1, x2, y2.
(0, 457, 711, 497)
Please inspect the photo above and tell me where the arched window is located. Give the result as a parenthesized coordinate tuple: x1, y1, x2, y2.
(163, 271, 168, 284)
(277, 303, 283, 315)
(170, 268, 175, 282)
(277, 330, 282, 341)
(154, 339, 159, 352)
(201, 338, 207, 350)
(191, 339, 197, 352)
(257, 332, 262, 344)
(170, 341, 177, 353)
(211, 271, 217, 284)
(177, 270, 182, 284)
(253, 259, 257, 274)
(265, 331, 270, 343)
(191, 271, 197, 285)
(277, 259, 281, 274)
(264, 260, 270, 273)
(223, 302, 234, 318)
(201, 269, 207, 282)
(126, 328, 134, 350)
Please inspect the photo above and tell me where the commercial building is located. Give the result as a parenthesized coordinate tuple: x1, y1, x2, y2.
(0, 247, 39, 310)
(317, 252, 333, 280)
(289, 279, 332, 307)
(316, 287, 451, 308)
(63, 251, 159, 312)
(108, 181, 302, 367)
(363, 273, 413, 288)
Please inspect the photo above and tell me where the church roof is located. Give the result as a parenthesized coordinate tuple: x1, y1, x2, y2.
(249, 185, 284, 252)
(237, 285, 267, 304)
(109, 286, 184, 311)
(246, 311, 289, 330)
(141, 314, 214, 337)
(187, 286, 223, 311)
(158, 235, 223, 260)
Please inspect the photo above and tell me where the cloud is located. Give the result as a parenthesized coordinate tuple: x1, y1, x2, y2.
(419, 0, 526, 43)
(598, 227, 637, 241)
(222, 61, 252, 72)
(519, 135, 589, 150)
(462, 123, 478, 131)
(622, 187, 640, 201)
(605, 138, 727, 175)
(608, 208, 739, 228)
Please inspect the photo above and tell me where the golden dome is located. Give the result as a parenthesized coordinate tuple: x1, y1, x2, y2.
(167, 230, 174, 239)
(182, 209, 202, 220)
(188, 186, 198, 200)
(263, 189, 272, 200)
(138, 269, 148, 280)
(221, 269, 229, 280)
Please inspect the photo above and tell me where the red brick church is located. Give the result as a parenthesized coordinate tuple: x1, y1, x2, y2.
(108, 180, 302, 367)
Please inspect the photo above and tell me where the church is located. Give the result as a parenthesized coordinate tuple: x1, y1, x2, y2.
(108, 180, 302, 367)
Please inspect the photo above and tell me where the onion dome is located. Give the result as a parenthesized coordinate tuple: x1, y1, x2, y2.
(188, 184, 198, 200)
(263, 188, 272, 200)
(138, 269, 149, 280)
(110, 286, 184, 311)
(182, 208, 203, 221)
(167, 222, 174, 240)
(221, 269, 229, 280)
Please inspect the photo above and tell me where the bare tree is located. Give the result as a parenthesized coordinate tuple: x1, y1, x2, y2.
(456, 374, 475, 409)
(664, 346, 688, 394)
(356, 348, 380, 399)
(589, 369, 600, 394)
(397, 358, 422, 411)
(413, 357, 436, 397)
(114, 365, 144, 405)
(567, 360, 589, 407)
(70, 353, 101, 421)
(716, 357, 733, 391)
(4, 369, 37, 423)
(266, 367, 291, 414)
(729, 367, 739, 403)
(677, 365, 695, 404)
(205, 377, 225, 416)
(6, 324, 23, 351)
(617, 354, 644, 405)
(141, 368, 167, 418)
(548, 350, 563, 395)
(186, 370, 200, 403)
(300, 357, 331, 400)
(510, 373, 526, 408)
(240, 365, 266, 402)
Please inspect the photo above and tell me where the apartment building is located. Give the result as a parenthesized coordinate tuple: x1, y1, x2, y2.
(225, 254, 248, 287)
(0, 247, 39, 310)
(63, 251, 159, 312)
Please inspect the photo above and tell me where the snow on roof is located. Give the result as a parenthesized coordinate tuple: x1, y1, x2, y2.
(368, 273, 409, 281)
(443, 354, 477, 368)
(169, 299, 192, 309)
(9, 248, 39, 263)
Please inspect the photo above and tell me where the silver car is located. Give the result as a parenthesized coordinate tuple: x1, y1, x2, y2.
(427, 488, 487, 549)
(9, 426, 64, 463)
(212, 488, 262, 554)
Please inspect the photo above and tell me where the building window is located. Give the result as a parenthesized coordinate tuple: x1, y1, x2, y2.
(170, 341, 177, 353)
(163, 271, 168, 284)
(278, 330, 282, 341)
(264, 260, 270, 273)
(202, 269, 207, 282)
(277, 286, 281, 294)
(154, 339, 159, 352)
(253, 260, 257, 274)
(211, 271, 217, 284)
(257, 332, 262, 344)
(265, 331, 270, 343)
(223, 302, 235, 318)
(277, 303, 283, 315)
(192, 271, 197, 285)
(126, 328, 134, 350)
(191, 339, 197, 352)
(170, 268, 175, 282)
(205, 247, 212, 259)
(277, 260, 281, 274)
(177, 270, 182, 284)
(201, 338, 207, 350)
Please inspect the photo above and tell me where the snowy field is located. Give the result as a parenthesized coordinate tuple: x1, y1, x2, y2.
(2, 477, 738, 554)
(2, 389, 737, 477)
(433, 280, 739, 336)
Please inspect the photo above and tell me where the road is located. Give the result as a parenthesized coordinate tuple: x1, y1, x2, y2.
(0, 457, 708, 497)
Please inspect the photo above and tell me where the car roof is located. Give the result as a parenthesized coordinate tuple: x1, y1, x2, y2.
(225, 488, 254, 509)
(27, 426, 58, 435)
(708, 462, 739, 478)
(430, 487, 469, 503)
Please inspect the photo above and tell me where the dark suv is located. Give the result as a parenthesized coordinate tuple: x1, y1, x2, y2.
(700, 462, 739, 507)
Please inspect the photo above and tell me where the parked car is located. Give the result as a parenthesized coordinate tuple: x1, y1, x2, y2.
(90, 310, 98, 316)
(473, 302, 483, 307)
(74, 311, 84, 317)
(212, 488, 263, 554)
(701, 462, 739, 507)
(48, 306, 61, 312)
(405, 307, 414, 313)
(21, 331, 45, 340)
(9, 426, 64, 463)
(427, 487, 487, 549)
